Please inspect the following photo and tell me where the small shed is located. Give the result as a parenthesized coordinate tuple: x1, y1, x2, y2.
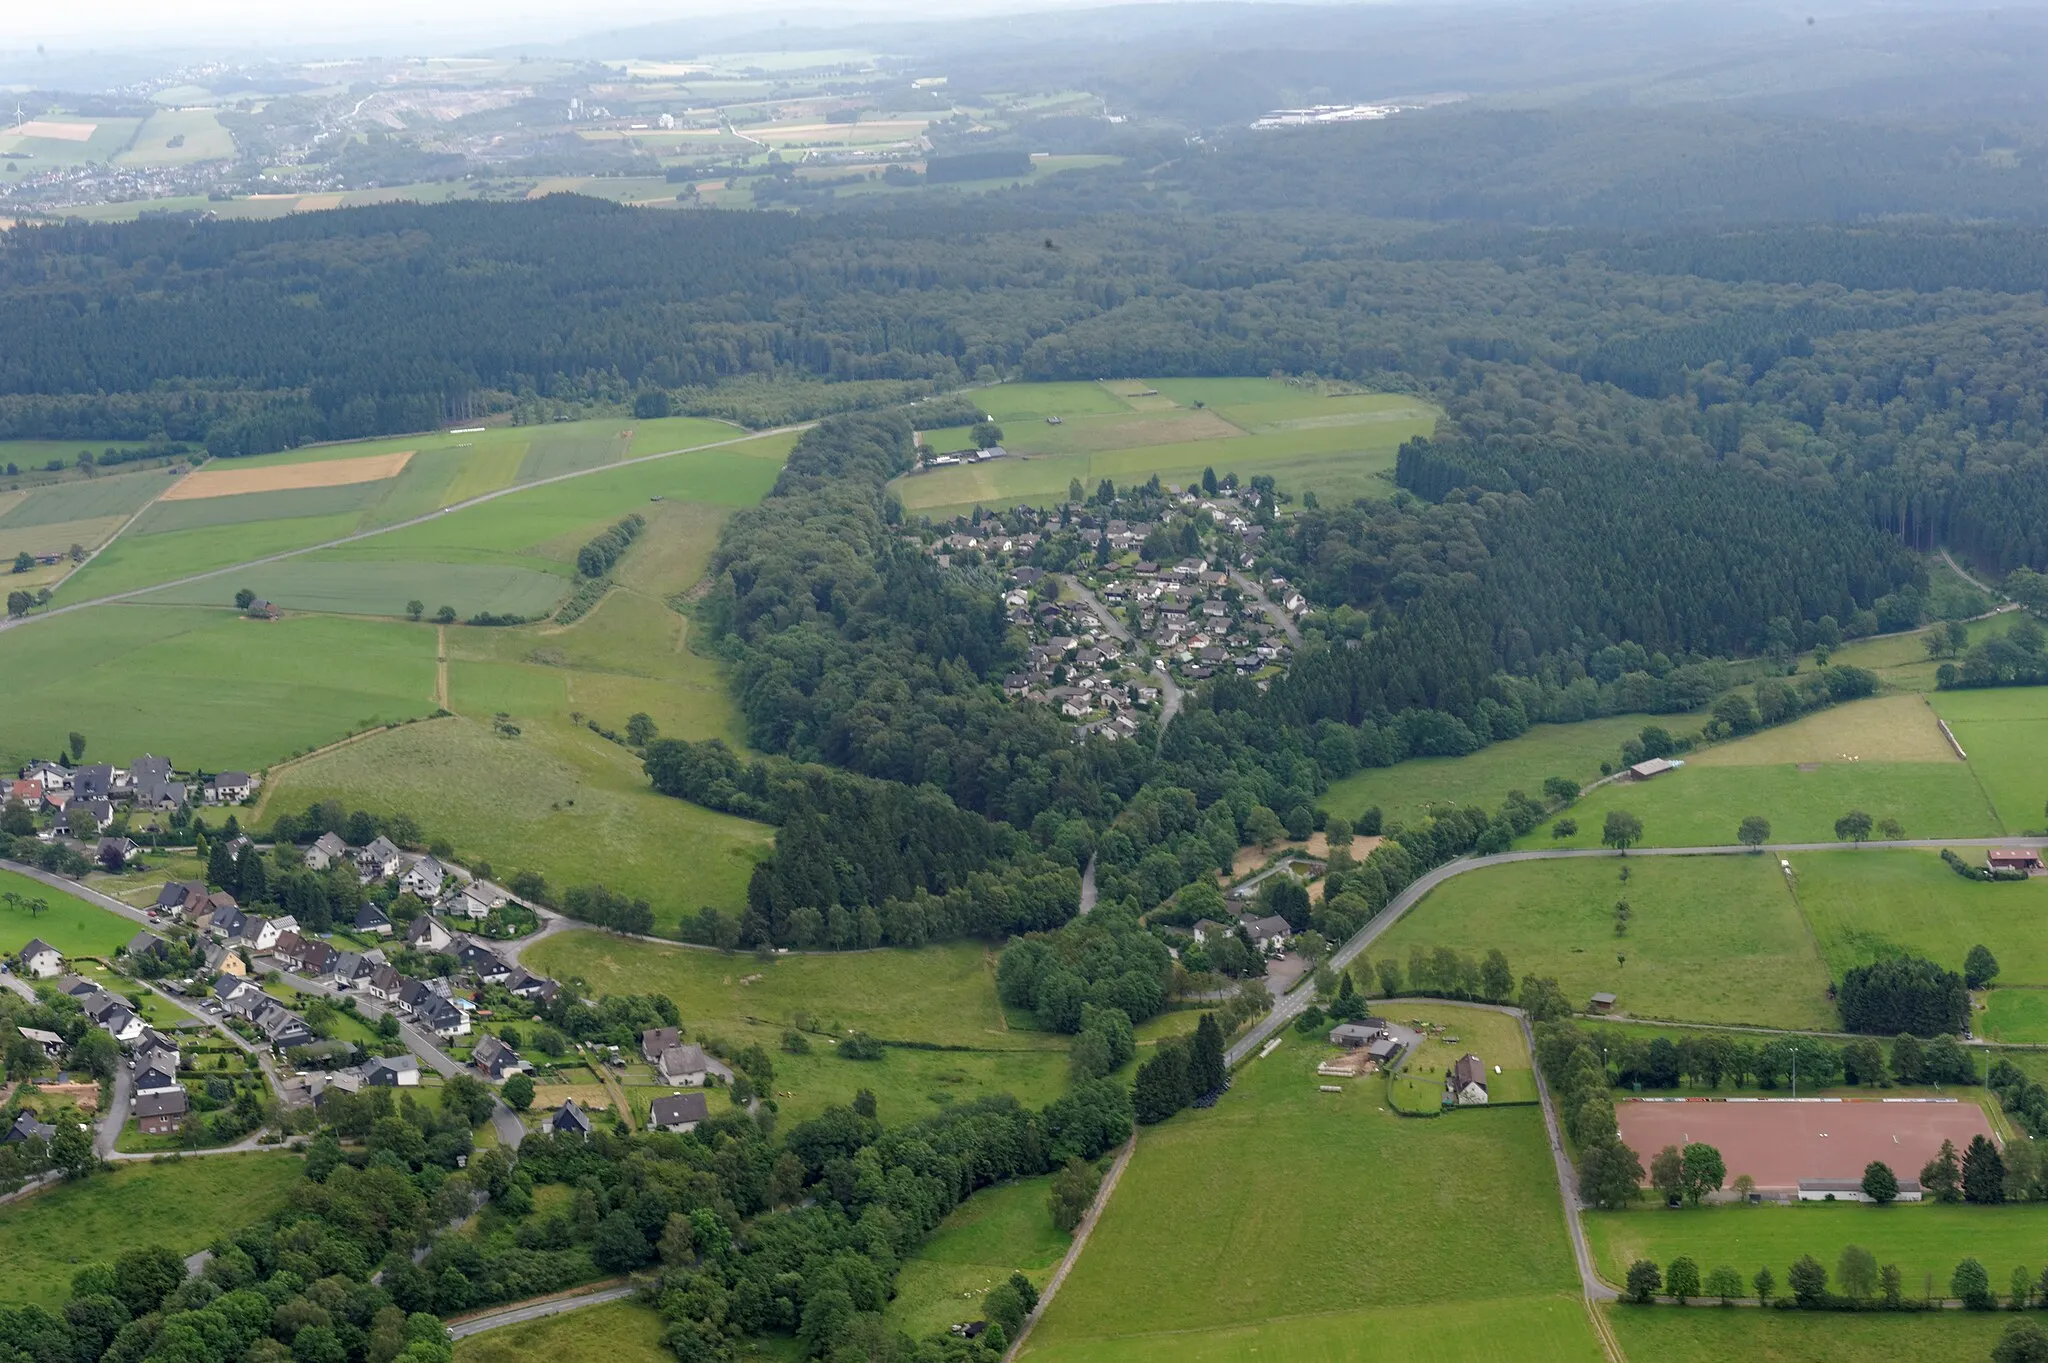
(1589, 992, 1618, 1013)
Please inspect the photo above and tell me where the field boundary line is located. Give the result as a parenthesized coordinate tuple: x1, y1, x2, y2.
(0, 422, 814, 631)
(42, 462, 185, 597)
(1004, 1134, 1136, 1362)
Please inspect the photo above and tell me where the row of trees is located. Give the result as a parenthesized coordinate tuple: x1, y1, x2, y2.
(1627, 1244, 2048, 1315)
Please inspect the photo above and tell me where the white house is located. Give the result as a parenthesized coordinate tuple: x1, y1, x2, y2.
(647, 1091, 709, 1134)
(17, 938, 62, 980)
(399, 856, 446, 899)
(304, 832, 348, 870)
(206, 772, 254, 804)
(248, 916, 299, 954)
(1448, 1054, 1490, 1107)
(657, 1043, 712, 1086)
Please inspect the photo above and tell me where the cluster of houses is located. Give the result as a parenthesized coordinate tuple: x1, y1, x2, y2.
(1190, 913, 1294, 956)
(915, 442, 1007, 471)
(11, 757, 256, 831)
(999, 575, 1157, 739)
(43, 966, 193, 1133)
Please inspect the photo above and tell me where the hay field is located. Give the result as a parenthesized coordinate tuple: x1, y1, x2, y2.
(892, 379, 1438, 516)
(0, 118, 141, 167)
(162, 449, 414, 499)
(1932, 686, 2048, 836)
(1019, 1037, 1594, 1362)
(887, 1175, 1069, 1339)
(1319, 714, 1651, 830)
(0, 471, 168, 528)
(1790, 848, 2048, 993)
(115, 108, 236, 165)
(1374, 855, 1838, 1030)
(1686, 693, 1957, 766)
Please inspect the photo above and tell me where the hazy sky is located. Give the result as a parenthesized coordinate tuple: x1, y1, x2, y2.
(18, 0, 1053, 49)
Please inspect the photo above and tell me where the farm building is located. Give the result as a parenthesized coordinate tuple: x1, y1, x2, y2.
(1589, 992, 1618, 1013)
(1798, 1177, 1924, 1204)
(1626, 758, 1681, 780)
(1987, 849, 2045, 874)
(1447, 1054, 1490, 1106)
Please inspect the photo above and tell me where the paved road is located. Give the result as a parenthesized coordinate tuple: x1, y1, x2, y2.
(445, 1284, 637, 1339)
(0, 423, 809, 632)
(0, 859, 157, 928)
(1060, 573, 1183, 735)
(1229, 569, 1300, 646)
(490, 1101, 527, 1149)
(0, 967, 35, 1002)
(94, 1064, 131, 1159)
(276, 968, 464, 1078)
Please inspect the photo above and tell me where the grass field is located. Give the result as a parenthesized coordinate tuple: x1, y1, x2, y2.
(1932, 686, 2048, 836)
(1586, 1199, 2048, 1299)
(887, 1174, 1071, 1338)
(1787, 849, 2048, 997)
(115, 108, 235, 165)
(892, 379, 1437, 516)
(0, 868, 140, 959)
(1373, 855, 1838, 1030)
(0, 118, 141, 168)
(1318, 715, 1652, 829)
(454, 1301, 671, 1363)
(143, 558, 572, 618)
(1019, 1036, 1596, 1361)
(1605, 1307, 2011, 1362)
(0, 1154, 302, 1309)
(1686, 694, 1960, 767)
(525, 934, 1067, 1126)
(0, 606, 437, 770)
(0, 470, 169, 529)
(255, 713, 770, 923)
(49, 416, 756, 606)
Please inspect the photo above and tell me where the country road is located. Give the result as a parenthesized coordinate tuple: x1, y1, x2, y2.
(0, 422, 812, 631)
(444, 1283, 637, 1339)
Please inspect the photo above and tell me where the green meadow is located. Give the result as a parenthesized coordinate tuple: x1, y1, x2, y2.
(0, 868, 139, 959)
(1319, 715, 1652, 829)
(1788, 849, 2048, 991)
(453, 1302, 674, 1363)
(0, 606, 438, 769)
(1586, 1199, 2048, 1300)
(1605, 1307, 2011, 1363)
(1932, 686, 2048, 836)
(1019, 1036, 1595, 1362)
(892, 379, 1437, 516)
(116, 108, 236, 165)
(1373, 854, 1838, 1030)
(886, 1175, 1072, 1339)
(0, 1155, 303, 1310)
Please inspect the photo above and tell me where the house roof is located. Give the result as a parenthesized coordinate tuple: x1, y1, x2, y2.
(649, 1092, 710, 1127)
(660, 1043, 711, 1075)
(125, 931, 168, 957)
(1241, 915, 1291, 940)
(552, 1099, 592, 1133)
(311, 832, 348, 855)
(642, 1026, 682, 1055)
(363, 1054, 418, 1081)
(4, 1111, 55, 1143)
(1452, 1054, 1488, 1087)
(20, 938, 58, 961)
(136, 1089, 189, 1117)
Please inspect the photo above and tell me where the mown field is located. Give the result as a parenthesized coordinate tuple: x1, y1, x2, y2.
(115, 108, 236, 165)
(1318, 715, 1652, 830)
(1386, 1002, 1540, 1108)
(0, 1154, 303, 1310)
(454, 1301, 675, 1363)
(1605, 1307, 2012, 1362)
(0, 867, 139, 959)
(1372, 854, 1838, 1030)
(1932, 685, 2048, 837)
(1019, 1036, 1597, 1362)
(53, 415, 754, 606)
(0, 606, 438, 770)
(1585, 1200, 2048, 1300)
(524, 933, 1069, 1127)
(892, 379, 1437, 516)
(885, 1174, 1071, 1339)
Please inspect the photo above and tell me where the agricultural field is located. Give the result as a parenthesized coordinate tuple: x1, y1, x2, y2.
(1371, 855, 1838, 1030)
(524, 934, 1069, 1125)
(1019, 1036, 1597, 1363)
(114, 108, 237, 165)
(1605, 1308, 2011, 1362)
(0, 1154, 303, 1310)
(0, 867, 139, 959)
(452, 1301, 679, 1363)
(885, 1174, 1072, 1338)
(0, 117, 142, 168)
(891, 379, 1437, 517)
(1528, 695, 1997, 851)
(1318, 715, 1653, 830)
(0, 606, 438, 770)
(1931, 686, 2048, 837)
(1788, 850, 2048, 1007)
(1386, 1002, 1539, 1108)
(1585, 1199, 2048, 1301)
(51, 416, 753, 607)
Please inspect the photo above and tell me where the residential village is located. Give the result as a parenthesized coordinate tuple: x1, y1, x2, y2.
(911, 478, 1310, 737)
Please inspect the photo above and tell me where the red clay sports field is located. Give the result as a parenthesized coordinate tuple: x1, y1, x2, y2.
(1615, 1098, 1996, 1192)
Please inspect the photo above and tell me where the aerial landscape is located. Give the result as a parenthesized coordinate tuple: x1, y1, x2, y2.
(12, 0, 2048, 1360)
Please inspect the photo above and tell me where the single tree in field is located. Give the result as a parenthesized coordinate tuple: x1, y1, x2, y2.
(1542, 775, 1581, 804)
(234, 587, 255, 610)
(1877, 817, 1905, 840)
(2012, 1265, 2033, 1311)
(1731, 1173, 1756, 1202)
(1881, 1263, 1904, 1309)
(434, 605, 457, 624)
(1956, 1257, 1994, 1310)
(1551, 818, 1577, 840)
(1664, 1256, 1700, 1303)
(1737, 815, 1771, 849)
(1703, 1264, 1744, 1305)
(67, 731, 85, 762)
(1625, 1259, 1662, 1305)
(1964, 1133, 2007, 1204)
(1993, 1319, 2048, 1363)
(406, 600, 424, 621)
(1834, 809, 1874, 844)
(1787, 1254, 1828, 1307)
(10, 550, 31, 574)
(1649, 1144, 1684, 1204)
(1680, 1142, 1726, 1205)
(1837, 1244, 1878, 1302)
(1861, 1160, 1899, 1206)
(1752, 1265, 1775, 1306)
(1967, 944, 2001, 990)
(626, 712, 657, 747)
(1601, 810, 1643, 851)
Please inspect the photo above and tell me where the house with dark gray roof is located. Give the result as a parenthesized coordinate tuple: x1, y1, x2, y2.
(550, 1099, 593, 1137)
(648, 1091, 710, 1133)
